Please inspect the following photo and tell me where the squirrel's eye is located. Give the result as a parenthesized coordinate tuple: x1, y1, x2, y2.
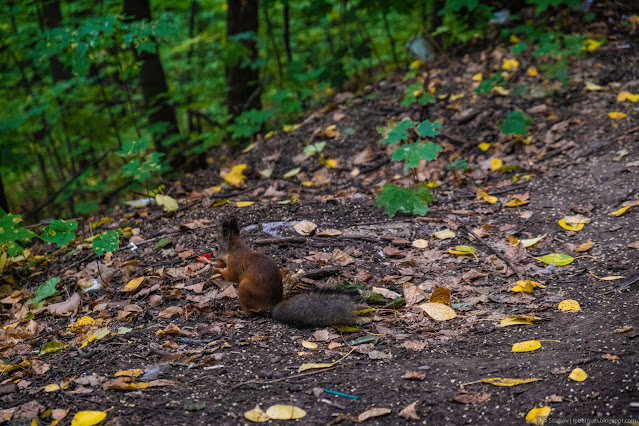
(214, 244, 219, 251)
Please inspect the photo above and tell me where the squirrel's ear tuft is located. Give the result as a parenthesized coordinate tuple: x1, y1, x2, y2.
(228, 217, 240, 234)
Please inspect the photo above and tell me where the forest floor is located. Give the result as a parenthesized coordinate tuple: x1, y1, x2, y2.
(2, 23, 639, 426)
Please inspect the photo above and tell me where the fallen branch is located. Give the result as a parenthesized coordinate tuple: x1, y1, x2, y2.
(454, 217, 523, 281)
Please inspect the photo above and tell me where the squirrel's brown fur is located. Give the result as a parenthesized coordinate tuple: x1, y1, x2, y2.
(213, 218, 357, 327)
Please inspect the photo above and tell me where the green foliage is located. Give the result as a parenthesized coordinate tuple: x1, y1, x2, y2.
(303, 141, 326, 156)
(401, 82, 434, 106)
(27, 276, 60, 305)
(434, 0, 494, 48)
(378, 120, 417, 145)
(416, 120, 442, 138)
(446, 159, 470, 171)
(474, 73, 504, 94)
(118, 137, 153, 158)
(392, 142, 443, 169)
(39, 219, 78, 247)
(0, 211, 37, 256)
(227, 109, 274, 140)
(375, 184, 434, 218)
(526, 0, 580, 15)
(122, 153, 166, 183)
(498, 111, 532, 136)
(92, 230, 121, 257)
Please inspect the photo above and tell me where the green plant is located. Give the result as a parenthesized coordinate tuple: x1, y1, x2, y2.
(433, 0, 494, 48)
(0, 210, 37, 257)
(375, 120, 443, 217)
(92, 230, 122, 257)
(498, 111, 532, 136)
(26, 276, 60, 305)
(39, 219, 78, 247)
(401, 82, 435, 106)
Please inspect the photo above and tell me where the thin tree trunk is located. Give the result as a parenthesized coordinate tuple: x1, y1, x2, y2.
(226, 0, 261, 119)
(123, 0, 185, 167)
(283, 1, 292, 63)
(382, 9, 399, 67)
(263, 6, 283, 88)
(0, 151, 10, 212)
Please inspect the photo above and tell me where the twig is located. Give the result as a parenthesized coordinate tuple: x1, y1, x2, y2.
(230, 366, 336, 390)
(454, 216, 523, 281)
(253, 236, 307, 245)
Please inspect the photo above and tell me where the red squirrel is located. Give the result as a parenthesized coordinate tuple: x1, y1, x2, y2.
(212, 218, 357, 327)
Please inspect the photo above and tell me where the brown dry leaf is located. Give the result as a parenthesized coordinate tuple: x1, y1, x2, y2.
(398, 401, 420, 420)
(180, 219, 213, 230)
(401, 341, 427, 351)
(318, 228, 342, 236)
(402, 283, 426, 306)
(178, 250, 195, 259)
(158, 306, 183, 318)
(402, 370, 426, 380)
(293, 221, 317, 236)
(358, 408, 391, 422)
(628, 240, 639, 249)
(102, 377, 149, 391)
(46, 293, 81, 316)
(0, 400, 44, 422)
(453, 393, 491, 404)
(575, 240, 594, 252)
(147, 379, 179, 387)
(30, 359, 51, 375)
(352, 146, 374, 165)
(331, 248, 355, 266)
(218, 285, 238, 299)
(429, 287, 451, 304)
(383, 246, 404, 257)
(372, 286, 402, 300)
(312, 329, 331, 342)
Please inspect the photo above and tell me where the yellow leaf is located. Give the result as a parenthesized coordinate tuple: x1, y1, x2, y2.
(511, 280, 545, 293)
(122, 277, 145, 292)
(301, 181, 313, 187)
(69, 316, 95, 332)
(283, 167, 301, 178)
(575, 240, 594, 252)
(519, 235, 545, 248)
(472, 72, 483, 82)
(502, 58, 519, 71)
(448, 245, 476, 256)
(241, 143, 256, 154)
(512, 340, 541, 353)
(568, 368, 588, 382)
(450, 92, 464, 101)
(264, 131, 274, 139)
(527, 67, 538, 77)
(259, 168, 273, 178)
(236, 201, 254, 207)
(426, 181, 439, 187)
(509, 34, 520, 43)
(115, 369, 144, 377)
(44, 383, 69, 392)
(298, 363, 333, 372)
(324, 159, 338, 168)
(558, 218, 584, 232)
(333, 325, 359, 333)
(410, 60, 423, 70)
(220, 164, 247, 186)
(492, 86, 509, 96)
(478, 142, 492, 151)
(491, 158, 502, 171)
(608, 112, 627, 120)
(482, 377, 540, 386)
(411, 239, 429, 248)
(244, 405, 270, 422)
(477, 189, 498, 203)
(301, 341, 318, 349)
(585, 81, 603, 91)
(71, 411, 107, 426)
(525, 406, 551, 424)
(582, 38, 601, 51)
(500, 316, 536, 327)
(598, 276, 625, 281)
(283, 124, 300, 132)
(611, 205, 631, 216)
(534, 253, 574, 266)
(558, 299, 581, 312)
(155, 194, 178, 212)
(432, 229, 455, 239)
(265, 405, 306, 420)
(418, 302, 457, 321)
(617, 91, 639, 102)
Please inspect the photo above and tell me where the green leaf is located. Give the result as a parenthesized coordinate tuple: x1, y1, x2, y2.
(122, 152, 165, 182)
(303, 141, 326, 156)
(533, 253, 574, 266)
(446, 159, 470, 171)
(418, 93, 436, 105)
(155, 238, 171, 249)
(392, 141, 443, 169)
(40, 341, 66, 355)
(92, 230, 121, 257)
(378, 120, 417, 145)
(40, 219, 78, 247)
(511, 41, 527, 55)
(0, 213, 37, 256)
(416, 120, 442, 138)
(118, 137, 152, 158)
(375, 184, 433, 218)
(498, 111, 531, 135)
(27, 277, 61, 305)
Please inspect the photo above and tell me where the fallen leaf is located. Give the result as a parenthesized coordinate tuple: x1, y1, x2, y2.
(155, 194, 178, 212)
(418, 302, 457, 321)
(511, 280, 546, 293)
(500, 316, 535, 327)
(558, 299, 581, 312)
(429, 287, 451, 304)
(453, 392, 491, 404)
(244, 405, 269, 422)
(265, 405, 306, 420)
(491, 158, 503, 170)
(47, 293, 81, 316)
(432, 229, 455, 239)
(411, 239, 429, 248)
(481, 377, 540, 386)
(402, 371, 426, 380)
(525, 406, 551, 424)
(331, 248, 355, 266)
(358, 407, 391, 422)
(122, 277, 145, 292)
(70, 410, 107, 426)
(568, 368, 588, 381)
(293, 221, 317, 236)
(398, 401, 420, 420)
(512, 340, 541, 353)
(575, 240, 594, 252)
(158, 306, 183, 318)
(301, 341, 318, 349)
(220, 164, 247, 186)
(534, 253, 574, 266)
(608, 112, 627, 119)
(298, 363, 333, 372)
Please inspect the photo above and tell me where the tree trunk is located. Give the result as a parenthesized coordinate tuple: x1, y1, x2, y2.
(41, 0, 73, 81)
(283, 1, 292, 63)
(123, 0, 185, 167)
(226, 0, 261, 119)
(0, 151, 10, 213)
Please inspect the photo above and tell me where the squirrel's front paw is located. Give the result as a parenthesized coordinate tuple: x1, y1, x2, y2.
(213, 259, 225, 268)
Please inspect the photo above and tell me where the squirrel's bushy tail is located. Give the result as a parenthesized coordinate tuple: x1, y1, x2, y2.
(271, 290, 357, 327)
